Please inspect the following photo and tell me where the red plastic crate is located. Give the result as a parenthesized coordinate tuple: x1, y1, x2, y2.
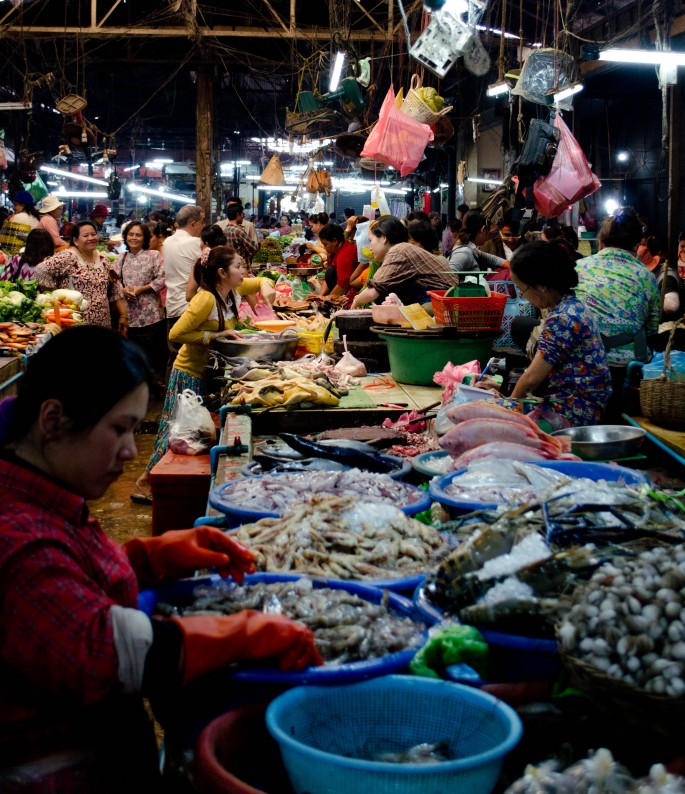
(427, 289, 508, 331)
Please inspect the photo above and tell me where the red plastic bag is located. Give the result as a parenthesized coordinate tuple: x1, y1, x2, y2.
(533, 113, 601, 218)
(360, 86, 434, 177)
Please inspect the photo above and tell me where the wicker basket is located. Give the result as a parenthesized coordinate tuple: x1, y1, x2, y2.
(400, 75, 453, 126)
(561, 650, 685, 737)
(640, 319, 685, 426)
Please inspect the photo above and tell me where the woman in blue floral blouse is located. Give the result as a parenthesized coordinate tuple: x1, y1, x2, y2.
(507, 239, 612, 426)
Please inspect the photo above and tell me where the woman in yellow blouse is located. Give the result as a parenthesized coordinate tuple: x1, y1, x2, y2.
(132, 245, 259, 503)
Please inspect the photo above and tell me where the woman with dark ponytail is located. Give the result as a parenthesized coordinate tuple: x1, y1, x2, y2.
(448, 210, 507, 273)
(501, 239, 612, 425)
(133, 245, 258, 502)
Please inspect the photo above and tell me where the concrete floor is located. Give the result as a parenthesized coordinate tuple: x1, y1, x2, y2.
(90, 398, 163, 547)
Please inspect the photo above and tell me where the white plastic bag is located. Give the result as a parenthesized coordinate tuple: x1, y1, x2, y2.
(334, 335, 367, 376)
(168, 389, 216, 456)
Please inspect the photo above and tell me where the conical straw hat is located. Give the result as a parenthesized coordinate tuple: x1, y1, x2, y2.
(259, 153, 285, 185)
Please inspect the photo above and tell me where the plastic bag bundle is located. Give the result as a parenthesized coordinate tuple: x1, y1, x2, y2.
(168, 389, 216, 456)
(533, 113, 601, 218)
(511, 49, 578, 111)
(360, 86, 434, 177)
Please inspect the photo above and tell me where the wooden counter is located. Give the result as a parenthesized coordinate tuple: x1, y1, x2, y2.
(0, 355, 23, 398)
(248, 375, 443, 435)
(150, 375, 445, 532)
(623, 413, 685, 466)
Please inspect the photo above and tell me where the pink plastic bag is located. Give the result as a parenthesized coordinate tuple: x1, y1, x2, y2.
(360, 87, 434, 177)
(533, 114, 601, 218)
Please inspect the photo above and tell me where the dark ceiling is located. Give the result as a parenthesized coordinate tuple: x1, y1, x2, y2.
(0, 0, 683, 177)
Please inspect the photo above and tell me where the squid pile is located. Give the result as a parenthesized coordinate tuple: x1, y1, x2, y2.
(219, 469, 423, 514)
(155, 577, 426, 665)
(229, 495, 449, 581)
(426, 479, 685, 637)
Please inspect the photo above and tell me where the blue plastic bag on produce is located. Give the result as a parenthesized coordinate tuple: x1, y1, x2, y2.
(533, 114, 600, 218)
(360, 86, 434, 177)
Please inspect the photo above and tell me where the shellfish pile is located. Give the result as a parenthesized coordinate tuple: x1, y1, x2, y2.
(558, 545, 685, 698)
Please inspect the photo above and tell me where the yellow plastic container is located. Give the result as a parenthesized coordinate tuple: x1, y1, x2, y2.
(294, 329, 335, 357)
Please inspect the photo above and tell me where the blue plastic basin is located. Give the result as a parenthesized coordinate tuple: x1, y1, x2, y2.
(430, 459, 651, 514)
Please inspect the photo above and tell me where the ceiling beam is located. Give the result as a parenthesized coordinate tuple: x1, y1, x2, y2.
(0, 24, 394, 41)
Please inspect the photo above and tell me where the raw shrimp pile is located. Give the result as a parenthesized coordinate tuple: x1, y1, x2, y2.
(156, 577, 425, 665)
(229, 495, 449, 580)
(220, 469, 422, 514)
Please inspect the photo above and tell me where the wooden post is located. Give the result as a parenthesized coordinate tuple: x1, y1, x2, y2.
(195, 67, 213, 219)
(668, 83, 682, 266)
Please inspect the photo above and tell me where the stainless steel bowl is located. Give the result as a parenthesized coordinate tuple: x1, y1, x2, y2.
(213, 333, 299, 361)
(551, 425, 646, 461)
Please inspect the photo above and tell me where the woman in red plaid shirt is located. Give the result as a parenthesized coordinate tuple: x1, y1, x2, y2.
(0, 326, 321, 791)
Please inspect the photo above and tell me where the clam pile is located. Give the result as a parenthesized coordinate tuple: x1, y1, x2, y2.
(558, 544, 685, 698)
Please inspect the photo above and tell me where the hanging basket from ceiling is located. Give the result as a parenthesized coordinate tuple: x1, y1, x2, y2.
(55, 93, 87, 116)
(62, 121, 97, 147)
(357, 157, 391, 172)
(285, 107, 339, 136)
(333, 131, 369, 159)
(428, 116, 455, 148)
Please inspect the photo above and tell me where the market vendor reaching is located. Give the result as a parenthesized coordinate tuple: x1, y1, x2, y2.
(351, 216, 459, 308)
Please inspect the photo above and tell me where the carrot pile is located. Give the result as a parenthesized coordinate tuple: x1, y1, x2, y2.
(0, 322, 43, 352)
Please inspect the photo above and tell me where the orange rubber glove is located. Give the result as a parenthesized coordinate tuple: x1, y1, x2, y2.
(170, 611, 324, 684)
(124, 527, 257, 583)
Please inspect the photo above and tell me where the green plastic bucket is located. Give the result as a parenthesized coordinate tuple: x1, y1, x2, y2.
(377, 332, 496, 386)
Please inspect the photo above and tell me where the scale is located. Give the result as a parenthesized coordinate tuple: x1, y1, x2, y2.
(287, 265, 319, 299)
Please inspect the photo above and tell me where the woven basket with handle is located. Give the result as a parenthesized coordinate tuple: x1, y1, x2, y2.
(640, 317, 685, 426)
(401, 75, 453, 126)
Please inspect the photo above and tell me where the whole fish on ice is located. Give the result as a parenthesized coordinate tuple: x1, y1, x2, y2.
(439, 418, 563, 459)
(445, 400, 571, 452)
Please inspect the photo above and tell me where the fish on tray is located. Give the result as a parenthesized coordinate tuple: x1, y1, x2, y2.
(279, 433, 403, 474)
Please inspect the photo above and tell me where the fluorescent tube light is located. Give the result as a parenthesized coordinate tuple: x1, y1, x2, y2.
(256, 184, 299, 191)
(467, 176, 503, 185)
(553, 83, 584, 103)
(486, 81, 510, 97)
(55, 188, 108, 198)
(600, 48, 685, 66)
(124, 165, 140, 172)
(126, 184, 194, 202)
(0, 102, 31, 110)
(329, 52, 345, 92)
(40, 165, 109, 186)
(152, 158, 174, 164)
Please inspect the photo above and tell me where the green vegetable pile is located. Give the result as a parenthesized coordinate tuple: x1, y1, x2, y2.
(253, 238, 284, 265)
(0, 279, 44, 322)
(257, 269, 292, 282)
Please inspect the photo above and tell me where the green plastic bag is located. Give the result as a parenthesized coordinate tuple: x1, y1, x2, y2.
(410, 624, 489, 680)
(23, 173, 49, 203)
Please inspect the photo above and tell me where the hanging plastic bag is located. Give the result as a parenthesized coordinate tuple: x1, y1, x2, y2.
(360, 86, 434, 177)
(168, 389, 216, 456)
(354, 220, 372, 263)
(370, 185, 390, 216)
(533, 114, 601, 218)
(334, 334, 367, 376)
